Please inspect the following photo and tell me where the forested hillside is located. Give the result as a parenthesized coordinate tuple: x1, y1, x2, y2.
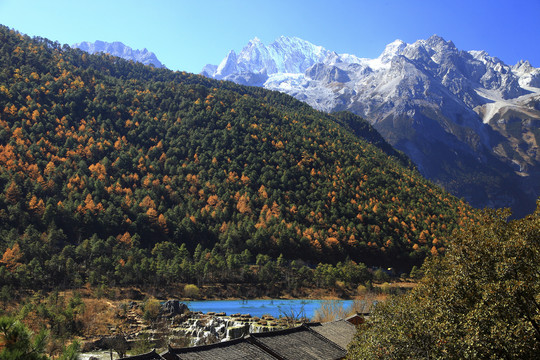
(0, 26, 474, 289)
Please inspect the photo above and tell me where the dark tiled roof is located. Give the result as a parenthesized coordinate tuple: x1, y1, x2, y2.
(249, 325, 347, 360)
(160, 351, 177, 360)
(308, 319, 357, 349)
(163, 337, 276, 360)
(120, 349, 163, 360)
(160, 351, 178, 360)
(345, 313, 366, 325)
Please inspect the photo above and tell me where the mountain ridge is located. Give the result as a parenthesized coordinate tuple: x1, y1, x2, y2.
(73, 40, 165, 68)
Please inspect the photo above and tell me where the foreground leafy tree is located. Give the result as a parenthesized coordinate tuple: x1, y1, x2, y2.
(0, 316, 47, 360)
(0, 316, 79, 360)
(349, 201, 540, 359)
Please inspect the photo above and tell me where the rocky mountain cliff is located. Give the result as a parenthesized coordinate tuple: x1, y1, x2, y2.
(73, 40, 165, 68)
(202, 36, 540, 217)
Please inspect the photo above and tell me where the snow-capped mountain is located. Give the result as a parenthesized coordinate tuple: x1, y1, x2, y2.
(202, 36, 334, 86)
(203, 36, 540, 217)
(73, 40, 165, 68)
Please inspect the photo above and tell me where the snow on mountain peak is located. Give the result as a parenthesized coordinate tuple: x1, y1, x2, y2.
(204, 35, 539, 98)
(73, 40, 165, 68)
(215, 50, 238, 79)
(384, 39, 407, 53)
(468, 49, 504, 66)
(379, 39, 407, 62)
(424, 34, 454, 49)
(512, 59, 540, 88)
(206, 36, 334, 78)
(469, 50, 489, 60)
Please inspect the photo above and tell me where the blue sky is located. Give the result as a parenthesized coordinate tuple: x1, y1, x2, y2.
(0, 0, 539, 73)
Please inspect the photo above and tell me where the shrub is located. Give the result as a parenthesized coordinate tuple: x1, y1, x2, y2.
(313, 300, 348, 322)
(183, 284, 200, 299)
(373, 268, 390, 282)
(356, 284, 367, 295)
(143, 298, 161, 322)
(349, 292, 377, 314)
(379, 282, 392, 294)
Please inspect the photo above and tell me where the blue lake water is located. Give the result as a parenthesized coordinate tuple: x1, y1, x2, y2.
(184, 299, 354, 319)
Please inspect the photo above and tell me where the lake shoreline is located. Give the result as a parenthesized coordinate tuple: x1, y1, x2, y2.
(184, 298, 360, 319)
(5, 283, 413, 359)
(7, 281, 416, 311)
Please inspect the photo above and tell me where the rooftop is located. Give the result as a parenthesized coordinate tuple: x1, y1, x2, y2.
(308, 320, 357, 349)
(248, 324, 347, 360)
(163, 337, 276, 360)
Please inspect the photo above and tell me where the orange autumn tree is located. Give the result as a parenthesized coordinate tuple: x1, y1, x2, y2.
(4, 182, 21, 204)
(0, 243, 22, 271)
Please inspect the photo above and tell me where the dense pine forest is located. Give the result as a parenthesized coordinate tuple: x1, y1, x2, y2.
(0, 25, 475, 292)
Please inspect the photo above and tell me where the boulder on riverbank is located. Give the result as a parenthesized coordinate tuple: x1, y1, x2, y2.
(162, 300, 189, 318)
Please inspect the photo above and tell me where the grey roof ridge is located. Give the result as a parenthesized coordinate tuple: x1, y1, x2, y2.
(248, 323, 348, 358)
(302, 323, 349, 353)
(244, 335, 286, 360)
(120, 349, 162, 360)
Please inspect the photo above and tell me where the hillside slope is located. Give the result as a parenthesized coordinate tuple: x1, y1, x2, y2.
(0, 26, 474, 288)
